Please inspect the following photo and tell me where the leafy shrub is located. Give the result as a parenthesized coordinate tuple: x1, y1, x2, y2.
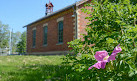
(63, 0, 137, 80)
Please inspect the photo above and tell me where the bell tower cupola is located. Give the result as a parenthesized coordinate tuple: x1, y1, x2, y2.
(45, 0, 54, 15)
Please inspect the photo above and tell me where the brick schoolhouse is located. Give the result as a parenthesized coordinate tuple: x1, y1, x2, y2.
(24, 0, 91, 55)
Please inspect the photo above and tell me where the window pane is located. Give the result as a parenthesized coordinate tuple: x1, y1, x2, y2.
(32, 30, 36, 47)
(58, 21, 63, 43)
(43, 26, 48, 45)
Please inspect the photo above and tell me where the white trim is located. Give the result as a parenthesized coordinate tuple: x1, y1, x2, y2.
(78, 33, 80, 36)
(43, 44, 48, 47)
(43, 23, 48, 27)
(32, 27, 36, 30)
(73, 19, 76, 21)
(76, 0, 88, 6)
(76, 7, 80, 39)
(57, 17, 64, 22)
(73, 23, 75, 25)
(78, 27, 80, 32)
(56, 43, 63, 45)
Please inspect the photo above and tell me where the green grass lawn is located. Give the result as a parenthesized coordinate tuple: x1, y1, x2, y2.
(0, 55, 71, 81)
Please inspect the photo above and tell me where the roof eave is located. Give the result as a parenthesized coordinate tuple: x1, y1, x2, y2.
(23, 3, 76, 28)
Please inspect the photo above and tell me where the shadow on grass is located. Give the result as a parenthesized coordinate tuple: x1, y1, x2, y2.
(6, 64, 72, 81)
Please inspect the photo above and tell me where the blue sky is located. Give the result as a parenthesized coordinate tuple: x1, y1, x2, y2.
(0, 0, 80, 33)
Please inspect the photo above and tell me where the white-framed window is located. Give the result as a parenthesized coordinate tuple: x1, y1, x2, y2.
(58, 21, 63, 43)
(32, 28, 36, 47)
(43, 26, 48, 45)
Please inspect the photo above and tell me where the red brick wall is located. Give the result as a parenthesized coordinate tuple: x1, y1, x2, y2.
(26, 0, 93, 54)
(77, 0, 92, 40)
(27, 8, 75, 53)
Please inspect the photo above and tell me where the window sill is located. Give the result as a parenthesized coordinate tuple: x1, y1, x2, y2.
(56, 43, 63, 45)
(43, 44, 48, 47)
(32, 46, 36, 48)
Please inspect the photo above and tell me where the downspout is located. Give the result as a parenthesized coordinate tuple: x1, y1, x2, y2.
(75, 5, 78, 39)
(72, 3, 78, 39)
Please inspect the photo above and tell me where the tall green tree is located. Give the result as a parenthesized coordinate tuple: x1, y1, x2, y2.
(0, 21, 9, 48)
(11, 31, 21, 53)
(17, 31, 26, 53)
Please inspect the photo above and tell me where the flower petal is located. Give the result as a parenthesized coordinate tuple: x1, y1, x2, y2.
(108, 44, 122, 61)
(95, 51, 108, 61)
(88, 60, 107, 70)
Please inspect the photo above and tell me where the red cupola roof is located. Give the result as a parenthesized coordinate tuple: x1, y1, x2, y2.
(46, 2, 54, 8)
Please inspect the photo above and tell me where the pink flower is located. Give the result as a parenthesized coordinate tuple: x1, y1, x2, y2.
(88, 44, 122, 70)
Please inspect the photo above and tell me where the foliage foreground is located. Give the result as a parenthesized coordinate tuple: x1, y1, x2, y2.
(63, 0, 137, 81)
(0, 56, 71, 81)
